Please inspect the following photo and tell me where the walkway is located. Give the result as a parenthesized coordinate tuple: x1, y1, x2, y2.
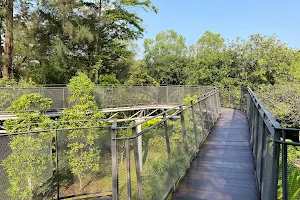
(173, 108, 258, 200)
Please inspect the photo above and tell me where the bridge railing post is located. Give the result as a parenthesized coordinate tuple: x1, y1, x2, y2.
(163, 113, 176, 190)
(198, 98, 206, 142)
(203, 97, 211, 132)
(125, 139, 132, 200)
(191, 100, 199, 147)
(281, 129, 288, 200)
(111, 119, 119, 200)
(132, 127, 144, 200)
(179, 106, 190, 168)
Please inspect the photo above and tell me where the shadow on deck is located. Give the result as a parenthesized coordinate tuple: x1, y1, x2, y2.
(172, 108, 258, 200)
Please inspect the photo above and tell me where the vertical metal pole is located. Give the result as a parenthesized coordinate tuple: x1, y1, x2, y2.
(163, 113, 175, 190)
(211, 93, 216, 123)
(179, 106, 190, 167)
(218, 90, 222, 114)
(55, 130, 60, 200)
(213, 91, 218, 117)
(198, 98, 206, 142)
(62, 88, 65, 109)
(209, 96, 214, 125)
(239, 86, 243, 111)
(282, 130, 288, 200)
(228, 87, 231, 107)
(259, 114, 266, 195)
(203, 98, 210, 132)
(125, 139, 132, 200)
(270, 129, 281, 200)
(49, 129, 54, 200)
(190, 101, 199, 147)
(133, 127, 143, 200)
(111, 120, 119, 200)
(166, 85, 169, 104)
(135, 120, 143, 171)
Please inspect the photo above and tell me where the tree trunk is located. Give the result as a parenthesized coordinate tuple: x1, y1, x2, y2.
(0, 1, 4, 77)
(0, 34, 3, 78)
(3, 0, 13, 78)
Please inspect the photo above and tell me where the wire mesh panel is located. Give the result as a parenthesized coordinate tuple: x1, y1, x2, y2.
(255, 114, 264, 189)
(286, 144, 300, 200)
(43, 88, 67, 110)
(110, 89, 221, 200)
(261, 130, 278, 200)
(139, 123, 172, 200)
(193, 102, 205, 145)
(168, 117, 188, 182)
(182, 108, 197, 158)
(220, 86, 242, 109)
(0, 132, 53, 200)
(56, 127, 112, 199)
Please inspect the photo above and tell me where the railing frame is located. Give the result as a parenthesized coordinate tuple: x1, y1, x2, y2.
(110, 88, 221, 200)
(246, 87, 300, 200)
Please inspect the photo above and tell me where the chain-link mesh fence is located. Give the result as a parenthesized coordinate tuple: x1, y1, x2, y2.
(0, 131, 53, 200)
(56, 126, 112, 199)
(111, 88, 221, 200)
(247, 87, 300, 200)
(0, 86, 219, 200)
(0, 125, 112, 200)
(0, 86, 215, 114)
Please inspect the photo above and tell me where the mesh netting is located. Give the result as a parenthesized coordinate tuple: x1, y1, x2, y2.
(0, 132, 53, 200)
(56, 127, 112, 199)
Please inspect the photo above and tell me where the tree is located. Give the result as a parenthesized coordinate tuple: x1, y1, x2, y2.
(125, 70, 159, 85)
(186, 31, 230, 86)
(227, 34, 296, 87)
(2, 93, 53, 200)
(99, 73, 121, 86)
(0, 1, 4, 75)
(59, 72, 105, 192)
(144, 30, 188, 85)
(3, 0, 14, 77)
(9, 0, 157, 83)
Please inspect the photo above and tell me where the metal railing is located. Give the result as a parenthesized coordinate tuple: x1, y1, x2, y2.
(246, 88, 300, 200)
(111, 88, 221, 199)
(0, 86, 221, 200)
(0, 125, 112, 200)
(0, 86, 214, 114)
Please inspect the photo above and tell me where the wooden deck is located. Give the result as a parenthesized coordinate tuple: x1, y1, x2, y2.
(173, 108, 258, 200)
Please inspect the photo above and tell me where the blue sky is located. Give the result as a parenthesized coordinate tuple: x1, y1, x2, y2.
(135, 0, 300, 57)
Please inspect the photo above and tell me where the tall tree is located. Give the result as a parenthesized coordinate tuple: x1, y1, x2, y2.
(144, 30, 188, 85)
(3, 0, 14, 77)
(9, 0, 156, 83)
(0, 0, 4, 76)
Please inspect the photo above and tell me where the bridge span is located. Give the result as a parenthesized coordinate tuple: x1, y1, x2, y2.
(173, 108, 258, 200)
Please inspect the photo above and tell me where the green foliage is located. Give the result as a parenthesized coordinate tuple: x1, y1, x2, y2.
(2, 94, 53, 200)
(9, 94, 52, 114)
(0, 77, 36, 112)
(60, 72, 104, 192)
(183, 95, 198, 106)
(99, 74, 121, 86)
(256, 84, 300, 128)
(8, 0, 157, 84)
(125, 71, 159, 85)
(144, 30, 188, 85)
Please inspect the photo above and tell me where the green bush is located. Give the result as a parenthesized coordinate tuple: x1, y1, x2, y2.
(2, 94, 53, 200)
(59, 72, 105, 192)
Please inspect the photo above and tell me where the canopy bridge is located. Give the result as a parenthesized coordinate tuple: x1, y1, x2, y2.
(0, 86, 298, 200)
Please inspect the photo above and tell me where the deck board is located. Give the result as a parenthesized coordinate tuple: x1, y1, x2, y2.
(172, 108, 258, 200)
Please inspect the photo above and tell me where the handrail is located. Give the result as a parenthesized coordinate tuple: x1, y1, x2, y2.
(246, 86, 300, 200)
(247, 87, 281, 129)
